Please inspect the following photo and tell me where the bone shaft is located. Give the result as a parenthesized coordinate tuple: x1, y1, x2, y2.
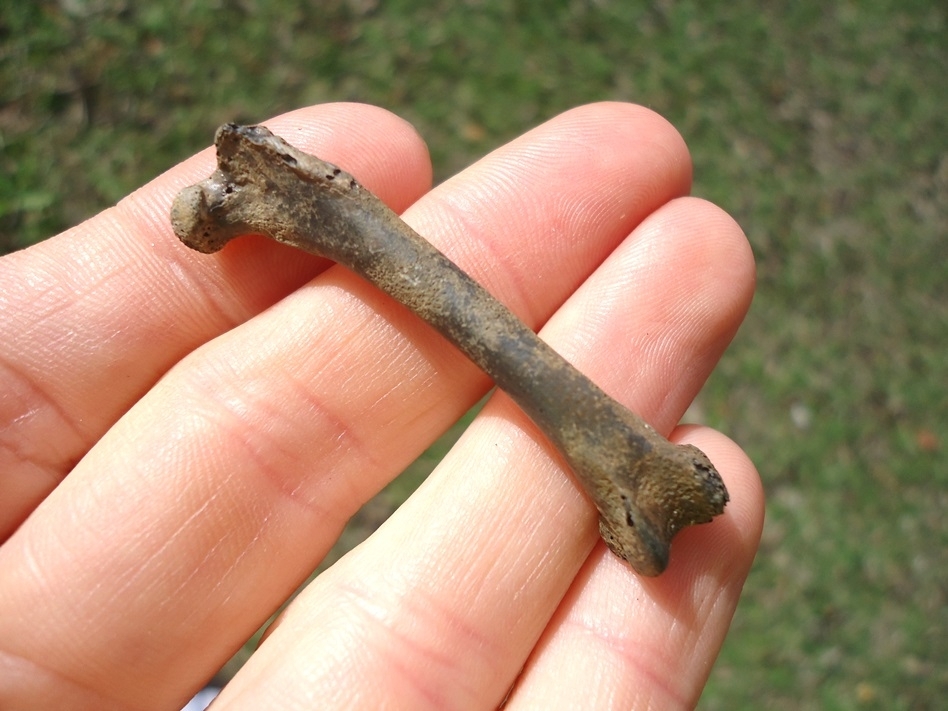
(277, 196, 640, 461)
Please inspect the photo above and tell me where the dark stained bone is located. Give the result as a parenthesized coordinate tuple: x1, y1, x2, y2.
(171, 124, 728, 575)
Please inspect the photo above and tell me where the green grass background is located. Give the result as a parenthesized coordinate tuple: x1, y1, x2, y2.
(2, 1, 945, 708)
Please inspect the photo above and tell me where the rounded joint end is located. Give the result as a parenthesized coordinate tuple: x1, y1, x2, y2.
(170, 182, 234, 254)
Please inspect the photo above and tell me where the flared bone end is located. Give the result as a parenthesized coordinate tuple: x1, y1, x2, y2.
(595, 443, 728, 576)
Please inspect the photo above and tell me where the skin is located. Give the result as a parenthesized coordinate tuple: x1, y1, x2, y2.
(0, 103, 762, 710)
(171, 123, 728, 576)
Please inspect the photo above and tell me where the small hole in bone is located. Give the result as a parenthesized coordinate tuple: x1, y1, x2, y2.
(623, 495, 636, 527)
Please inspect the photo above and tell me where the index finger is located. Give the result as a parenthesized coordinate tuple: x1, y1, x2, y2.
(0, 103, 432, 539)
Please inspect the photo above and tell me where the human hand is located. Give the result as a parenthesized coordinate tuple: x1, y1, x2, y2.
(0, 102, 762, 710)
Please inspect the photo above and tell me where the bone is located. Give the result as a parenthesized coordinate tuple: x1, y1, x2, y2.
(170, 123, 728, 576)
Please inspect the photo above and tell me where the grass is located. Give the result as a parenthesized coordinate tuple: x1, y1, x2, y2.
(2, 1, 946, 707)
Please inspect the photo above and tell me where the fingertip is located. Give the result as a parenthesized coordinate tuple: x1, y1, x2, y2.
(545, 101, 694, 198)
(674, 196, 757, 317)
(603, 427, 762, 703)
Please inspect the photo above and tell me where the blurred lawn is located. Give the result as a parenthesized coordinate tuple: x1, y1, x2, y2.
(2, 1, 945, 708)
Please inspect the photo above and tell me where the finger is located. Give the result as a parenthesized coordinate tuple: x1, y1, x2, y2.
(0, 102, 693, 709)
(212, 197, 758, 709)
(0, 103, 432, 540)
(505, 430, 762, 710)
